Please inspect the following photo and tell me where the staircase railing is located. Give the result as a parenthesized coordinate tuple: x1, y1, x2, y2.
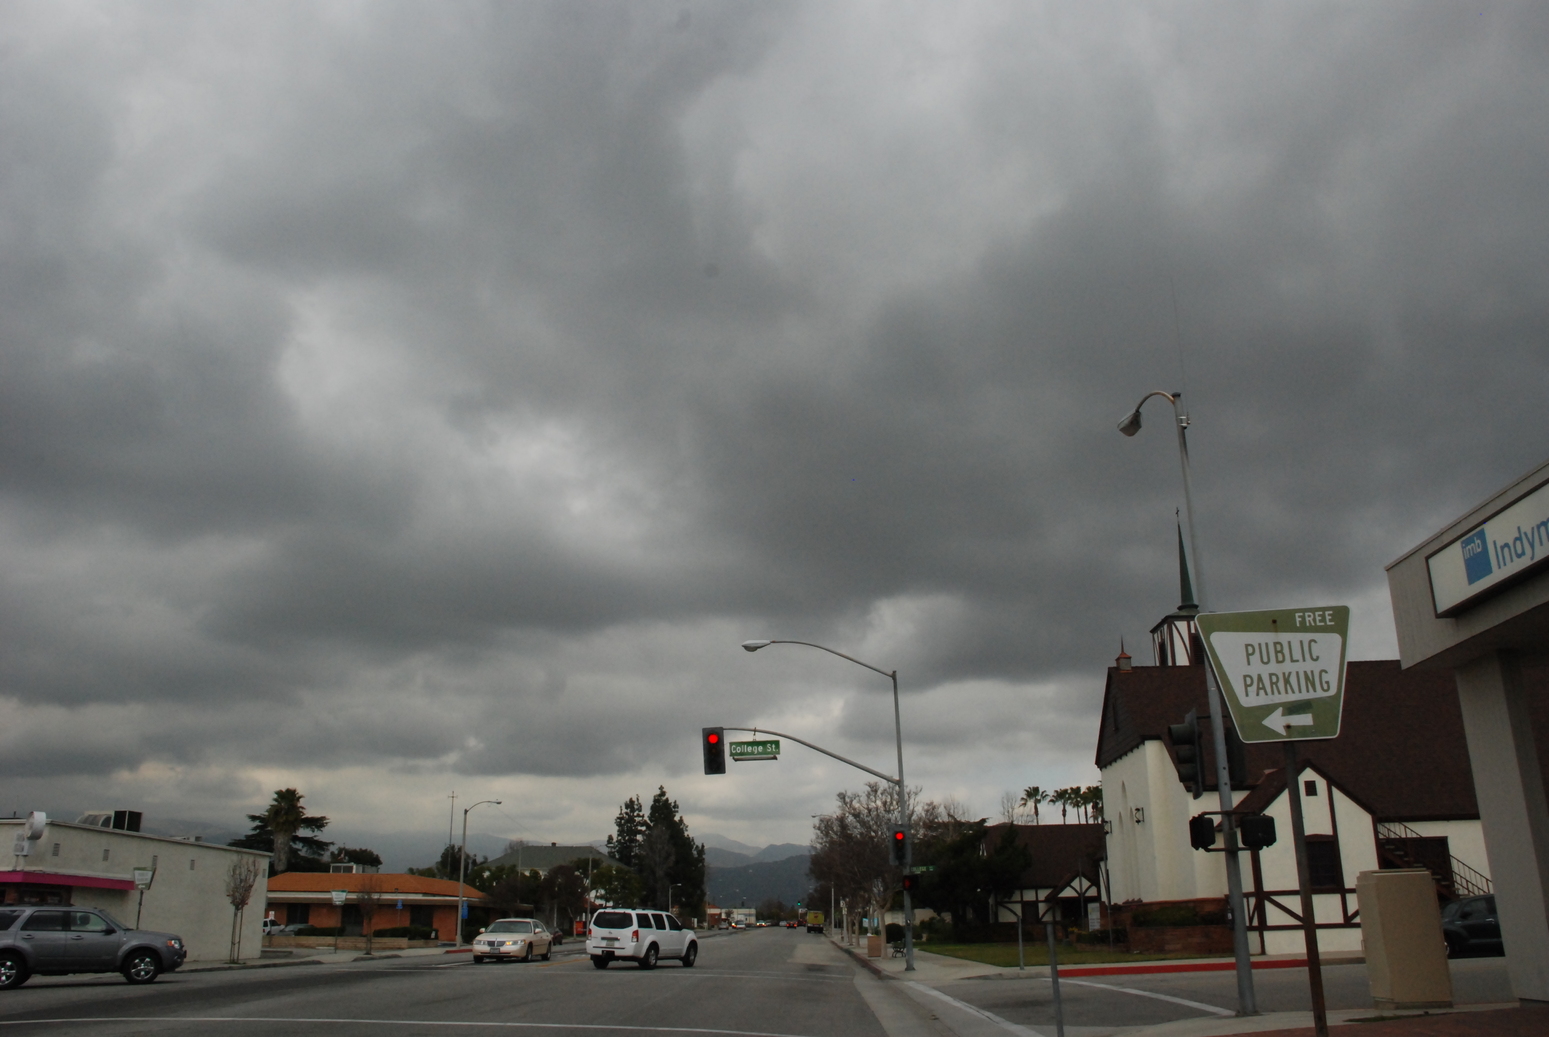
(1376, 820, 1492, 899)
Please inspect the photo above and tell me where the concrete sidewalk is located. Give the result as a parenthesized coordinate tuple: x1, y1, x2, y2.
(830, 938, 1533, 1037)
(188, 940, 592, 971)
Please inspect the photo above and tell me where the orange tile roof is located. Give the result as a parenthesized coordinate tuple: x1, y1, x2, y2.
(267, 872, 485, 898)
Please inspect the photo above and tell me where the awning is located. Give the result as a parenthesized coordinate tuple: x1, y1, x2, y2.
(0, 871, 137, 891)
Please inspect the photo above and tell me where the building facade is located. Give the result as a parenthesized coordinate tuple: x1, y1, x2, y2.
(265, 872, 484, 940)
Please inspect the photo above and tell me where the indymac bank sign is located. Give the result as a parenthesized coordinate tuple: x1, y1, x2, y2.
(1427, 477, 1549, 617)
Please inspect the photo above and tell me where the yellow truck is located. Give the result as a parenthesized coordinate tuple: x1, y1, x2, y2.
(804, 911, 825, 934)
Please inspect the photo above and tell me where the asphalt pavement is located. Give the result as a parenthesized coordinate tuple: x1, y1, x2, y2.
(0, 926, 1529, 1037)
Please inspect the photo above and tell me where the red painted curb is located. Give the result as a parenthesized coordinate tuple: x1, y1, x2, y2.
(444, 947, 473, 954)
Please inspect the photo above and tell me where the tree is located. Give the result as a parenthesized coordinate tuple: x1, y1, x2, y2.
(999, 790, 1022, 824)
(607, 796, 646, 869)
(590, 863, 643, 908)
(355, 876, 384, 955)
(1020, 787, 1045, 825)
(911, 821, 1031, 940)
(808, 782, 919, 941)
(229, 788, 332, 873)
(538, 864, 589, 930)
(224, 857, 264, 962)
(329, 846, 383, 868)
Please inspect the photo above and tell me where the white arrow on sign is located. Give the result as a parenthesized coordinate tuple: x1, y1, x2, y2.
(1263, 707, 1317, 737)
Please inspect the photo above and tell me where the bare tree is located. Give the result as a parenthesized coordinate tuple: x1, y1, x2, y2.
(356, 876, 383, 955)
(225, 857, 264, 963)
(999, 790, 1022, 824)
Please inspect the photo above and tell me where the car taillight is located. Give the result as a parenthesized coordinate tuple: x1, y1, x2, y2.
(631, 930, 639, 941)
(588, 928, 594, 937)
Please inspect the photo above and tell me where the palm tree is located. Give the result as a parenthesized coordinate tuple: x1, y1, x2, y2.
(262, 789, 330, 873)
(1019, 787, 1045, 825)
(1054, 788, 1071, 824)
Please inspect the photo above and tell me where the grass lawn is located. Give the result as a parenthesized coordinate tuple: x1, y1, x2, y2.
(917, 942, 1224, 968)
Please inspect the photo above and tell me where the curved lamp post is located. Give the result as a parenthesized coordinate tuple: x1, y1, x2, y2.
(456, 799, 501, 947)
(1119, 390, 1256, 1017)
(740, 639, 915, 972)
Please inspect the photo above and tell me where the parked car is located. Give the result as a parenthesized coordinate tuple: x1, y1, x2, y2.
(0, 907, 186, 989)
(1442, 895, 1503, 957)
(471, 918, 554, 963)
(586, 909, 697, 969)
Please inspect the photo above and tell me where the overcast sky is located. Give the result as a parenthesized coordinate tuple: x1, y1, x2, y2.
(4, 1, 1547, 860)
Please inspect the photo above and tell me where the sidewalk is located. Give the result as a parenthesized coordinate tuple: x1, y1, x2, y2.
(830, 938, 1540, 1037)
(187, 940, 590, 971)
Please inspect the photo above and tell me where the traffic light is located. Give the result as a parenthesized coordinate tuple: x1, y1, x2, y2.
(1189, 813, 1217, 850)
(1168, 709, 1204, 799)
(890, 827, 907, 866)
(1240, 814, 1277, 850)
(702, 727, 726, 775)
(901, 873, 919, 893)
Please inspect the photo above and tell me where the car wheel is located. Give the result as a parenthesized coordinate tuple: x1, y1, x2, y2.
(638, 944, 658, 969)
(473, 955, 486, 964)
(1445, 935, 1465, 959)
(522, 944, 532, 963)
(0, 954, 29, 991)
(542, 944, 552, 961)
(681, 943, 697, 968)
(591, 955, 609, 969)
(122, 950, 161, 985)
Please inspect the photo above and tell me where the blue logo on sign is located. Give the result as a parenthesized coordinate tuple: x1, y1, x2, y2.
(1461, 529, 1492, 585)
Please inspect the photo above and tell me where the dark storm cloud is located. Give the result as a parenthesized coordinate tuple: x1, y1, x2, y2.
(3, 1, 1548, 835)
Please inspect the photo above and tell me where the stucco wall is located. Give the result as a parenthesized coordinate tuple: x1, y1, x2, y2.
(2, 820, 270, 963)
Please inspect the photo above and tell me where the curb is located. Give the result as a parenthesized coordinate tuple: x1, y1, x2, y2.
(830, 938, 887, 979)
(181, 959, 325, 974)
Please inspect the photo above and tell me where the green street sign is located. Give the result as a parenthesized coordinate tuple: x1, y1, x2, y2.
(1196, 606, 1350, 743)
(729, 739, 780, 761)
(907, 865, 936, 874)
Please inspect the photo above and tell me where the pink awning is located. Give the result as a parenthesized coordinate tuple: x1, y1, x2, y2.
(0, 871, 136, 891)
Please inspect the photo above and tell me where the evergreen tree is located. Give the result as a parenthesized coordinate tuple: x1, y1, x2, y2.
(607, 795, 646, 869)
(229, 788, 332, 873)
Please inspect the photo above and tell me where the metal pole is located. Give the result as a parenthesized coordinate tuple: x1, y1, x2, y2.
(1170, 395, 1258, 1018)
(1285, 742, 1330, 1037)
(457, 808, 469, 948)
(891, 670, 916, 972)
(1044, 899, 1065, 1037)
(1016, 901, 1024, 970)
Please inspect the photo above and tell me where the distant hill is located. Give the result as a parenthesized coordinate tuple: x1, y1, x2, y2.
(706, 854, 812, 910)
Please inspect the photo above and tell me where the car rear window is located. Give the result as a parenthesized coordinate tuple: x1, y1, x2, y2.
(0, 910, 21, 931)
(593, 911, 634, 930)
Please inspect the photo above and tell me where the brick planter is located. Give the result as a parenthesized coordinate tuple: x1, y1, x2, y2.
(1127, 925, 1234, 955)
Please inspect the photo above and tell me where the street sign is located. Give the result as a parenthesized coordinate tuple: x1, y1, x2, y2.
(729, 739, 780, 761)
(331, 889, 348, 906)
(907, 865, 936, 874)
(1197, 606, 1350, 742)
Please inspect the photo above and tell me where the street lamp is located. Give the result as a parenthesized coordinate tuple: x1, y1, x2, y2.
(1118, 389, 1256, 1017)
(740, 639, 916, 972)
(456, 799, 501, 948)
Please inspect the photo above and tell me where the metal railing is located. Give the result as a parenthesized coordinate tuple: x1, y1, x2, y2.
(1375, 820, 1492, 899)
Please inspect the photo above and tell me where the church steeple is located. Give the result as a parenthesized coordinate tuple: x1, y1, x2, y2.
(1151, 519, 1204, 665)
(1177, 522, 1198, 614)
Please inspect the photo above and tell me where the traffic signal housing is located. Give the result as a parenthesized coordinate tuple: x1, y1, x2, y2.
(702, 727, 726, 775)
(890, 827, 907, 866)
(1168, 709, 1204, 799)
(901, 873, 919, 893)
(1240, 814, 1277, 850)
(1189, 813, 1217, 850)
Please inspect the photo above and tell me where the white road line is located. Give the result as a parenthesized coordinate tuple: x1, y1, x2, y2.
(905, 982, 1046, 1037)
(0, 1019, 818, 1037)
(1043, 978, 1233, 1017)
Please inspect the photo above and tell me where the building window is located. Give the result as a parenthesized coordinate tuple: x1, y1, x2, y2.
(409, 904, 435, 928)
(190, 859, 196, 870)
(102, 849, 111, 862)
(287, 904, 311, 925)
(51, 844, 59, 857)
(1306, 836, 1343, 889)
(1304, 780, 1318, 797)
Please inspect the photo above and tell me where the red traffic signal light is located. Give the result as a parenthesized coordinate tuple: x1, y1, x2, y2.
(890, 827, 907, 866)
(901, 873, 919, 893)
(702, 727, 726, 775)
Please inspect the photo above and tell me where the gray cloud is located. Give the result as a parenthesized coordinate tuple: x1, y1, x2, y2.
(3, 1, 1547, 845)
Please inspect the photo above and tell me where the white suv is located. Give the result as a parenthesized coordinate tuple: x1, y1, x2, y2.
(586, 909, 697, 969)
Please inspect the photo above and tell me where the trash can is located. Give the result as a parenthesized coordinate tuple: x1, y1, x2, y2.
(1356, 869, 1452, 1010)
(866, 933, 883, 958)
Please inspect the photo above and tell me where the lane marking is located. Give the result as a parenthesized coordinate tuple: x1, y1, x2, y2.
(905, 982, 1045, 1037)
(0, 1019, 818, 1037)
(1042, 977, 1233, 1017)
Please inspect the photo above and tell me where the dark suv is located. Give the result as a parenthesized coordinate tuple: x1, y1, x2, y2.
(0, 907, 186, 988)
(1441, 895, 1502, 958)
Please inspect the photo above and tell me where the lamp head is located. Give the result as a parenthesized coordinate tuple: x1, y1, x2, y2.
(741, 640, 771, 652)
(1118, 410, 1142, 436)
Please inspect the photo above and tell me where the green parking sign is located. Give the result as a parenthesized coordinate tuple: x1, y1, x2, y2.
(1196, 606, 1350, 743)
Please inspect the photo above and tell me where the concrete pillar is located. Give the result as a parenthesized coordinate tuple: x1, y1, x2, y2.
(1454, 650, 1549, 1003)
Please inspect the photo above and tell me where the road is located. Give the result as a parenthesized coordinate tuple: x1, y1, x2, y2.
(0, 927, 1517, 1037)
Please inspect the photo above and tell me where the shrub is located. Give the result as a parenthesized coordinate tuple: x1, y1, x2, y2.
(369, 926, 437, 940)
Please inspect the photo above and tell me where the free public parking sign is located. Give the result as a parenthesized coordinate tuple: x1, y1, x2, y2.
(1196, 606, 1350, 742)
